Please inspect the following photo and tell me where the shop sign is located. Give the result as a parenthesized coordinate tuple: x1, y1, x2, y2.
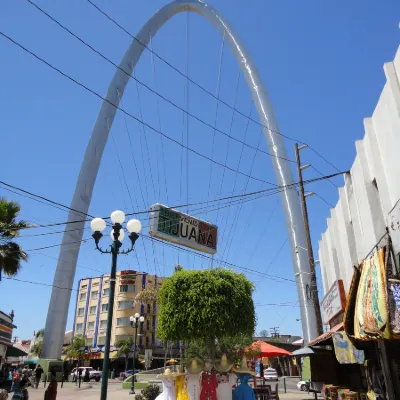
(120, 279, 136, 285)
(321, 280, 346, 325)
(149, 204, 218, 254)
(388, 198, 400, 255)
(120, 270, 136, 277)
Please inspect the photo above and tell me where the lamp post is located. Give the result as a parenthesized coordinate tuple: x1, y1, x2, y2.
(90, 210, 142, 400)
(129, 313, 144, 394)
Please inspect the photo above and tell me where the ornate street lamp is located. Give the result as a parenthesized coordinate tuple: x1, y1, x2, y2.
(129, 313, 144, 394)
(90, 210, 142, 400)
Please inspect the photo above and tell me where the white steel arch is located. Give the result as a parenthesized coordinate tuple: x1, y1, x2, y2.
(42, 0, 316, 358)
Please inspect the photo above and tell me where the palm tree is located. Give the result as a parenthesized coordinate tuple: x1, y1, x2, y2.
(63, 336, 86, 361)
(0, 198, 32, 279)
(115, 338, 134, 372)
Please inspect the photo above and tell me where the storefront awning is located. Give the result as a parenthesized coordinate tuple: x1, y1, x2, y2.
(6, 346, 28, 358)
(24, 358, 38, 365)
(309, 322, 343, 346)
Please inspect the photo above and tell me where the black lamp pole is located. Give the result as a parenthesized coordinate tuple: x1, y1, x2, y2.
(92, 218, 139, 400)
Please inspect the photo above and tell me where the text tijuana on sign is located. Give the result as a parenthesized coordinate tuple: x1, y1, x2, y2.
(149, 204, 218, 254)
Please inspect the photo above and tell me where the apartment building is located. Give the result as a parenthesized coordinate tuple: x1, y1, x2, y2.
(72, 270, 164, 351)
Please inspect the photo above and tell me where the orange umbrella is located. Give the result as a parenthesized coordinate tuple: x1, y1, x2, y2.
(246, 340, 291, 357)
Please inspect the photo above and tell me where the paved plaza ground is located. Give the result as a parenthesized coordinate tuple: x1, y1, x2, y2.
(23, 381, 322, 400)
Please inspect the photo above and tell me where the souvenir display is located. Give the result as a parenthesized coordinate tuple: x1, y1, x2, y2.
(332, 332, 365, 364)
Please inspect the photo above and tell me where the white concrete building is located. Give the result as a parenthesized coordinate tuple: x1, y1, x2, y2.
(318, 45, 400, 296)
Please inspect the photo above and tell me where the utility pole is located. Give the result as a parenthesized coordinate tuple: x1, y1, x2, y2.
(270, 327, 280, 338)
(294, 144, 323, 336)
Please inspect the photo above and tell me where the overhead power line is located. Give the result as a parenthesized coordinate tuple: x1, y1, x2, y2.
(4, 276, 77, 292)
(85, 0, 342, 172)
(0, 30, 279, 187)
(2, 170, 347, 233)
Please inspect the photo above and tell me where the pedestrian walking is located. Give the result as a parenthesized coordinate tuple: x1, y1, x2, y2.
(12, 378, 29, 400)
(83, 368, 90, 383)
(44, 369, 57, 400)
(35, 365, 43, 389)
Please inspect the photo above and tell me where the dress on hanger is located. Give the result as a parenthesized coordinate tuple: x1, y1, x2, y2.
(187, 373, 201, 400)
(216, 373, 236, 399)
(200, 371, 218, 400)
(155, 378, 177, 400)
(233, 374, 256, 400)
(176, 375, 189, 400)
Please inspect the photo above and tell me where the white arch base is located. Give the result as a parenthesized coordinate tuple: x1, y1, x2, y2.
(42, 0, 316, 359)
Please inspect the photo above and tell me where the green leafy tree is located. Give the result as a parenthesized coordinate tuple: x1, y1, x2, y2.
(115, 337, 134, 371)
(185, 334, 257, 365)
(259, 329, 269, 337)
(31, 341, 43, 357)
(30, 328, 45, 357)
(0, 198, 32, 278)
(135, 287, 158, 304)
(157, 269, 255, 359)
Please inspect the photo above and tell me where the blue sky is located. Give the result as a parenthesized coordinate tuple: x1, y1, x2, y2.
(0, 0, 399, 341)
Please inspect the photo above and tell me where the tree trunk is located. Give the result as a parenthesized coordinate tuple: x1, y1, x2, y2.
(208, 338, 216, 361)
(164, 341, 168, 369)
(125, 354, 128, 372)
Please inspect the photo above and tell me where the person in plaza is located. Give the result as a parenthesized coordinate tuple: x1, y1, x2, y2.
(83, 368, 90, 383)
(44, 369, 57, 400)
(12, 377, 29, 400)
(11, 369, 22, 393)
(233, 357, 256, 400)
(259, 361, 264, 379)
(34, 365, 43, 389)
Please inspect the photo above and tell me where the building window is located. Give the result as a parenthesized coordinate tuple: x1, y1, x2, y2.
(91, 291, 98, 300)
(92, 282, 99, 287)
(146, 336, 150, 347)
(88, 321, 95, 330)
(79, 293, 86, 301)
(103, 288, 110, 296)
(81, 284, 87, 289)
(119, 284, 135, 293)
(89, 306, 96, 315)
(118, 301, 133, 310)
(100, 320, 107, 329)
(76, 323, 83, 333)
(101, 304, 108, 312)
(86, 338, 93, 347)
(117, 317, 131, 326)
(77, 308, 84, 316)
(146, 319, 150, 330)
(97, 336, 105, 345)
(147, 304, 151, 314)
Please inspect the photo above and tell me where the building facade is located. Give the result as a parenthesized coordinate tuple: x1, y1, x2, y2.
(0, 310, 16, 370)
(72, 270, 164, 352)
(318, 45, 400, 296)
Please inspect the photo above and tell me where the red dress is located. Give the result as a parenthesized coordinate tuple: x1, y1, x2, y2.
(200, 372, 218, 400)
